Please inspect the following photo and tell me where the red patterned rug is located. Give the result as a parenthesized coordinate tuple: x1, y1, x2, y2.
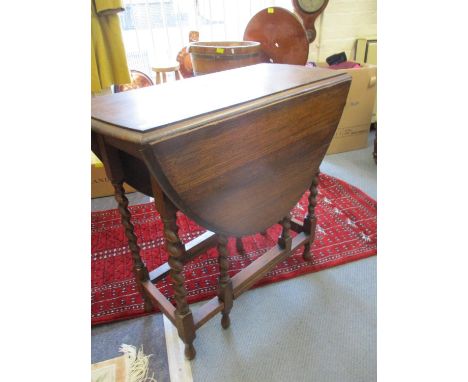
(92, 173, 376, 325)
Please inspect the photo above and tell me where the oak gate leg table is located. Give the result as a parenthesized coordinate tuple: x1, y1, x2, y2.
(91, 63, 351, 359)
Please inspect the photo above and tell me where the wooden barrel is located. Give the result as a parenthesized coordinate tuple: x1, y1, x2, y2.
(188, 41, 264, 76)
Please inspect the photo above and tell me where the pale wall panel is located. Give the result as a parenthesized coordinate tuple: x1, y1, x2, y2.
(308, 0, 377, 63)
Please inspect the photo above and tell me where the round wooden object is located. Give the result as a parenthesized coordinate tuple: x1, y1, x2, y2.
(188, 41, 263, 76)
(243, 7, 309, 66)
(113, 70, 154, 93)
(292, 0, 329, 43)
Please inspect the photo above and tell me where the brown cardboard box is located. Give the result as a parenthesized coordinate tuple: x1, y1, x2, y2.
(355, 38, 377, 123)
(91, 153, 135, 198)
(326, 124, 370, 155)
(317, 63, 377, 154)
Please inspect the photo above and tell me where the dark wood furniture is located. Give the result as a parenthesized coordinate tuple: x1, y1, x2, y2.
(292, 0, 329, 43)
(243, 7, 309, 65)
(372, 122, 377, 163)
(91, 63, 351, 360)
(188, 41, 263, 76)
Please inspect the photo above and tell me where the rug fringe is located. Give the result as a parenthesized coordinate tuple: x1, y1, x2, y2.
(119, 344, 157, 382)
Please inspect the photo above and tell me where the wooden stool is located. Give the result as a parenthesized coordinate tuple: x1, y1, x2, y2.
(152, 63, 182, 84)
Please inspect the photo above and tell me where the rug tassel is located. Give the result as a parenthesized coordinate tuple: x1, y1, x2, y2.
(119, 344, 158, 382)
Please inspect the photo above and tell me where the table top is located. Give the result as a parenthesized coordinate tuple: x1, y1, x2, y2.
(92, 63, 351, 236)
(91, 63, 347, 143)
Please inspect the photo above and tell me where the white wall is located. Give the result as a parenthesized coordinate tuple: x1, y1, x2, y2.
(308, 0, 377, 62)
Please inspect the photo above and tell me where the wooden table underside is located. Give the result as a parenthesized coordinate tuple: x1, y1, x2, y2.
(145, 216, 315, 330)
(97, 138, 320, 360)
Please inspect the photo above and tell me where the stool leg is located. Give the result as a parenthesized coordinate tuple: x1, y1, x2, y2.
(175, 70, 181, 80)
(156, 72, 161, 85)
(302, 172, 320, 261)
(160, 194, 196, 360)
(162, 72, 167, 83)
(217, 235, 233, 329)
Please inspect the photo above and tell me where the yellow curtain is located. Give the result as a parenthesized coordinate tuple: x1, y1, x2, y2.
(91, 0, 131, 92)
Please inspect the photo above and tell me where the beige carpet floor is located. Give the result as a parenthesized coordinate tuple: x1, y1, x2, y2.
(190, 256, 376, 382)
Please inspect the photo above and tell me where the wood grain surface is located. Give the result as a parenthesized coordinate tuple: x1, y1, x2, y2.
(91, 64, 351, 236)
(91, 64, 343, 134)
(142, 80, 350, 236)
(243, 8, 309, 65)
(91, 63, 351, 358)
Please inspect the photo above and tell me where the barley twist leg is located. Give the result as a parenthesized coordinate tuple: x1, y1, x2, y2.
(217, 235, 233, 329)
(235, 237, 245, 254)
(278, 214, 292, 251)
(113, 181, 153, 312)
(302, 172, 320, 261)
(161, 199, 196, 360)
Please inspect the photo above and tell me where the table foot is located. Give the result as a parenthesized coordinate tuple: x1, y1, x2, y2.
(184, 343, 196, 360)
(175, 310, 197, 360)
(302, 243, 312, 261)
(217, 235, 233, 330)
(221, 313, 231, 329)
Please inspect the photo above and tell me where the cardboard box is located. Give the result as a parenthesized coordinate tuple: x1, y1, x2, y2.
(326, 124, 370, 155)
(91, 153, 135, 198)
(355, 38, 377, 123)
(355, 38, 377, 65)
(317, 62, 377, 154)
